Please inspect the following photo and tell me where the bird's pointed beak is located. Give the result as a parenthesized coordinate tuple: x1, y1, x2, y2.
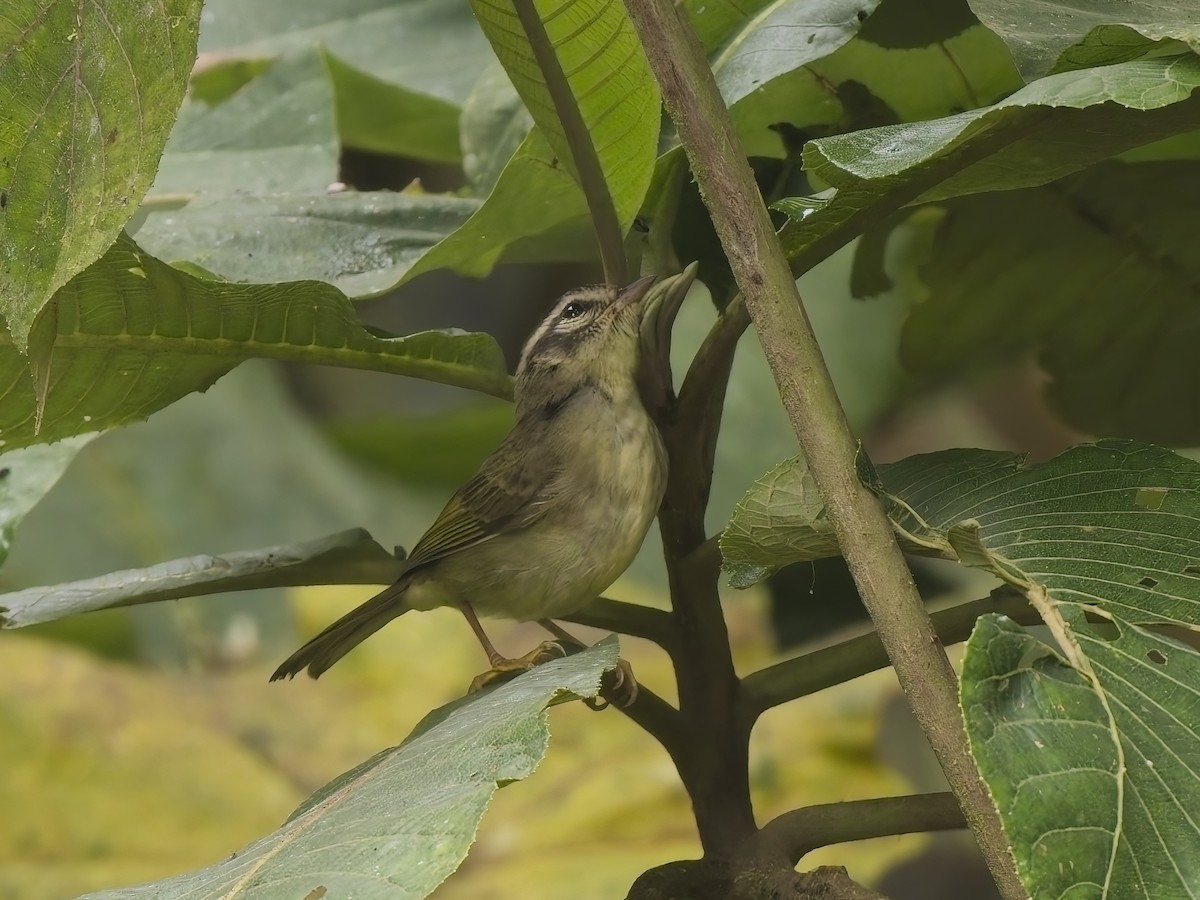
(614, 274, 658, 311)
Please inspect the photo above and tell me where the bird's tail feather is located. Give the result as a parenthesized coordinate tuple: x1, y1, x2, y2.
(270, 581, 410, 681)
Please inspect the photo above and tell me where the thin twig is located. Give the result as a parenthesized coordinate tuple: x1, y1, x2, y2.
(742, 588, 1035, 716)
(564, 597, 679, 652)
(756, 792, 966, 865)
(676, 294, 750, 425)
(618, 685, 688, 755)
(621, 2, 1025, 896)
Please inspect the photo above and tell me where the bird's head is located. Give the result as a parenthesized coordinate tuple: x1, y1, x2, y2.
(514, 275, 656, 414)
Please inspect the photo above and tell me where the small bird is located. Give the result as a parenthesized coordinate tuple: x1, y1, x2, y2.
(271, 273, 676, 689)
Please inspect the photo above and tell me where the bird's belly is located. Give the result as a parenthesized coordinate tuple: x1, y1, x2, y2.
(431, 509, 652, 621)
(406, 401, 666, 622)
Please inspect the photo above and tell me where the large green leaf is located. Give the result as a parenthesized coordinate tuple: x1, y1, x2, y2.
(151, 50, 339, 197)
(0, 0, 201, 348)
(711, 0, 883, 109)
(964, 615, 1200, 900)
(947, 441, 1200, 898)
(324, 52, 462, 163)
(0, 436, 94, 567)
(460, 64, 533, 195)
(0, 364, 445, 664)
(687, 0, 985, 54)
(329, 402, 515, 487)
(722, 442, 1200, 590)
(718, 444, 1014, 586)
(719, 456, 835, 588)
(692, 0, 1020, 158)
(402, 129, 596, 283)
(81, 638, 619, 900)
(778, 54, 1200, 274)
(134, 49, 478, 296)
(195, 0, 492, 162)
(469, 0, 660, 233)
(806, 54, 1200, 200)
(0, 529, 401, 628)
(966, 0, 1200, 79)
(135, 192, 482, 298)
(0, 235, 511, 452)
(905, 161, 1200, 445)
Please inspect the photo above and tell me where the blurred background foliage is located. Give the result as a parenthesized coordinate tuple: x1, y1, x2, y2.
(3, 0, 1199, 896)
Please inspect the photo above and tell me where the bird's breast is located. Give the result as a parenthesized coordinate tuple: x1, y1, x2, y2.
(446, 395, 666, 621)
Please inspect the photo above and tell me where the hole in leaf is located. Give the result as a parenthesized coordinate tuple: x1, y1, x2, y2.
(1138, 576, 1159, 588)
(1147, 649, 1167, 665)
(1134, 487, 1169, 510)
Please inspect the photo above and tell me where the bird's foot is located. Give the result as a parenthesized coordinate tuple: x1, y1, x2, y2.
(585, 658, 639, 711)
(467, 640, 567, 694)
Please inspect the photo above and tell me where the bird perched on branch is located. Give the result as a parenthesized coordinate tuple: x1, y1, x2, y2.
(271, 271, 691, 698)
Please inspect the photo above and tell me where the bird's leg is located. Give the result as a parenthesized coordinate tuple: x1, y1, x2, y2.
(538, 619, 639, 710)
(460, 603, 565, 693)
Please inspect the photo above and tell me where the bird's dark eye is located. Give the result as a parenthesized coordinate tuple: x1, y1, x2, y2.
(560, 302, 586, 320)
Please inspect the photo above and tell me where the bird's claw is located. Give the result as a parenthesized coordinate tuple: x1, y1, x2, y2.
(584, 658, 639, 711)
(467, 640, 567, 694)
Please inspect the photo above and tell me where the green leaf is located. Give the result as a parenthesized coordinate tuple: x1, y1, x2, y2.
(134, 192, 482, 298)
(712, 0, 884, 109)
(150, 50, 339, 197)
(1, 363, 446, 664)
(460, 64, 534, 195)
(779, 54, 1200, 273)
(324, 52, 463, 162)
(0, 436, 94, 567)
(402, 129, 595, 283)
(681, 0, 770, 50)
(196, 0, 492, 163)
(469, 0, 661, 234)
(0, 234, 511, 451)
(723, 442, 1200, 590)
(966, 0, 1200, 79)
(80, 638, 620, 900)
(963, 612, 1200, 899)
(905, 161, 1200, 444)
(719, 448, 1019, 583)
(807, 55, 1200, 199)
(710, 0, 1020, 158)
(132, 49, 478, 296)
(720, 456, 834, 588)
(189, 57, 274, 105)
(0, 0, 202, 348)
(329, 403, 515, 487)
(0, 529, 402, 629)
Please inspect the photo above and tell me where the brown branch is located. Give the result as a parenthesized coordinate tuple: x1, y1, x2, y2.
(676, 294, 750, 426)
(756, 793, 966, 865)
(621, 2, 1025, 896)
(617, 685, 689, 762)
(743, 588, 1035, 715)
(565, 597, 678, 651)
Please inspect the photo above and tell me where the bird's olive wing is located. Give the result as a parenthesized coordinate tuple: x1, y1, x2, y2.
(403, 423, 559, 569)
